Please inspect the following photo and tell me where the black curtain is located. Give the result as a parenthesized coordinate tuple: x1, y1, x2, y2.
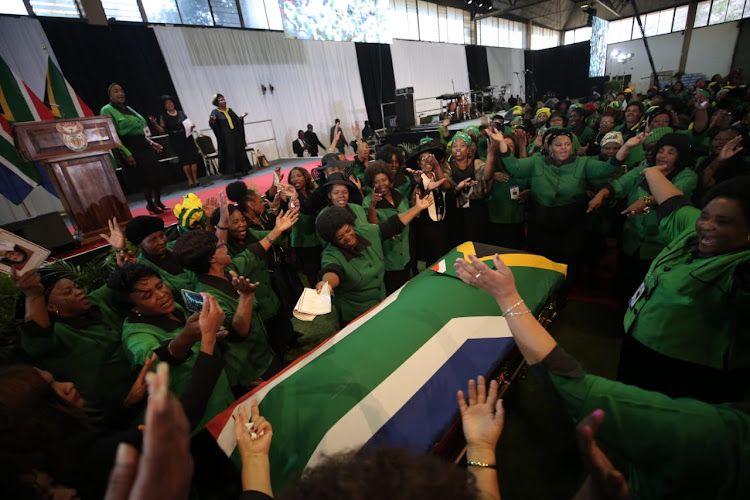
(524, 42, 589, 103)
(355, 43, 396, 130)
(40, 19, 179, 118)
(465, 45, 490, 90)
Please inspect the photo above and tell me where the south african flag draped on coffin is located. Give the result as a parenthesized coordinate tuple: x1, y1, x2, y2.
(207, 242, 567, 491)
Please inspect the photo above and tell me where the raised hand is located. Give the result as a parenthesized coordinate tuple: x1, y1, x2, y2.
(274, 209, 299, 232)
(203, 196, 219, 218)
(718, 135, 743, 161)
(10, 267, 45, 296)
(229, 270, 260, 296)
(575, 409, 630, 499)
(352, 120, 361, 139)
(370, 190, 383, 205)
(458, 375, 505, 454)
(199, 293, 225, 343)
(486, 127, 505, 143)
(123, 353, 157, 408)
(624, 131, 649, 149)
(416, 192, 434, 210)
(349, 175, 363, 194)
(100, 217, 126, 250)
(233, 399, 273, 458)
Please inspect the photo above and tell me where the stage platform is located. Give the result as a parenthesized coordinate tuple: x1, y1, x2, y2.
(51, 157, 324, 262)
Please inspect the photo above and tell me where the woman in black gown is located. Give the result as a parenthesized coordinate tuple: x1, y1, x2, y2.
(208, 93, 250, 178)
(149, 95, 203, 187)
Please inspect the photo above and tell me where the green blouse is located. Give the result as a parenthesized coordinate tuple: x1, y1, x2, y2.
(502, 153, 619, 207)
(362, 191, 410, 271)
(100, 103, 147, 157)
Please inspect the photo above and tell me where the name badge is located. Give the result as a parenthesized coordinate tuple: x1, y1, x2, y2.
(510, 185, 520, 200)
(628, 281, 646, 309)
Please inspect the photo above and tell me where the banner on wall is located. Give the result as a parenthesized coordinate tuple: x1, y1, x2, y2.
(0, 54, 58, 205)
(44, 55, 94, 119)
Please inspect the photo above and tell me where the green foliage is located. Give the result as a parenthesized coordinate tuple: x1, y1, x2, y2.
(603, 80, 624, 95)
(39, 252, 115, 294)
(398, 142, 418, 156)
(0, 273, 21, 342)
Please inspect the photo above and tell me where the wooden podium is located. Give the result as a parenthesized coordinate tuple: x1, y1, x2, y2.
(13, 116, 132, 245)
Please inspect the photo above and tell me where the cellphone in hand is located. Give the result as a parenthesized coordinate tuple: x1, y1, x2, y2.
(181, 289, 204, 313)
(510, 185, 520, 200)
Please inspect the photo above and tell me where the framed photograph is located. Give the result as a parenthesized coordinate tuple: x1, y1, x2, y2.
(0, 229, 51, 276)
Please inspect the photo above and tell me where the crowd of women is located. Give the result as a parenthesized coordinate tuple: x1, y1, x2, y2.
(2, 73, 749, 499)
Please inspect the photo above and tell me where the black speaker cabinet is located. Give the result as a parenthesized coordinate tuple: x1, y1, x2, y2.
(395, 94, 415, 131)
(1, 212, 77, 254)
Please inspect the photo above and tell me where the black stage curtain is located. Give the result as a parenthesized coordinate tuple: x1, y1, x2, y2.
(355, 43, 396, 130)
(40, 19, 179, 119)
(465, 45, 490, 90)
(524, 42, 589, 102)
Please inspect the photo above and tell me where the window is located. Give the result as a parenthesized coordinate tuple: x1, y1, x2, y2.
(239, 0, 269, 29)
(694, 1, 711, 27)
(264, 0, 282, 30)
(0, 0, 28, 15)
(142, 0, 181, 23)
(564, 30, 574, 45)
(531, 25, 560, 50)
(29, 0, 80, 18)
(417, 1, 439, 42)
(446, 6, 465, 44)
(745, 0, 750, 18)
(644, 11, 659, 37)
(657, 8, 674, 34)
(210, 0, 241, 27)
(709, 0, 729, 24)
(176, 0, 214, 26)
(390, 0, 419, 41)
(673, 5, 689, 31)
(726, 0, 745, 20)
(101, 0, 143, 22)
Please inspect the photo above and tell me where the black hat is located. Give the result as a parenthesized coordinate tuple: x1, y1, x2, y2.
(126, 215, 165, 245)
(407, 139, 446, 170)
(315, 206, 356, 244)
(653, 133, 692, 158)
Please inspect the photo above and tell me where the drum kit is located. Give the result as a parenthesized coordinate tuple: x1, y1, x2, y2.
(438, 84, 510, 124)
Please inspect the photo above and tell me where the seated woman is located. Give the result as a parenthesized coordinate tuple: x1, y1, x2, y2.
(588, 132, 698, 297)
(0, 296, 230, 500)
(363, 160, 413, 294)
(614, 169, 750, 403)
(315, 195, 433, 325)
(454, 253, 749, 500)
(406, 140, 451, 266)
(495, 127, 621, 275)
(213, 198, 299, 354)
(11, 268, 137, 412)
(123, 215, 199, 303)
(107, 263, 235, 429)
(172, 230, 283, 392)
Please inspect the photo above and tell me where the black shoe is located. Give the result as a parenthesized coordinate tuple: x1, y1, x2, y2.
(156, 201, 170, 211)
(146, 203, 163, 214)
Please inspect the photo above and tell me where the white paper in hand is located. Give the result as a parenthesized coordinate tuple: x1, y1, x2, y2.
(295, 284, 331, 317)
(182, 118, 194, 138)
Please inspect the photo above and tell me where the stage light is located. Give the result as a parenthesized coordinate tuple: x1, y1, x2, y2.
(488, 4, 493, 9)
(467, 0, 472, 4)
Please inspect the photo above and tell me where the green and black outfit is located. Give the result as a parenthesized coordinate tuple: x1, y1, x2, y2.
(21, 286, 133, 411)
(137, 241, 199, 308)
(617, 195, 750, 403)
(486, 169, 529, 250)
(101, 102, 164, 207)
(321, 216, 406, 325)
(501, 152, 619, 272)
(534, 344, 750, 500)
(363, 190, 411, 295)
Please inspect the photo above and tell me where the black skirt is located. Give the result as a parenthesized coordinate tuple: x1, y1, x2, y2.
(120, 135, 163, 190)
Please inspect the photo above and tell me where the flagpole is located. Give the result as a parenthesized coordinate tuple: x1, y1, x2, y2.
(20, 200, 31, 218)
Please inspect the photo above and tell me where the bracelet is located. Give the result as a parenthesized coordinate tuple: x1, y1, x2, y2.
(167, 340, 177, 358)
(216, 225, 228, 230)
(115, 248, 126, 254)
(502, 299, 525, 316)
(639, 195, 652, 208)
(504, 309, 532, 317)
(265, 234, 276, 244)
(467, 461, 497, 469)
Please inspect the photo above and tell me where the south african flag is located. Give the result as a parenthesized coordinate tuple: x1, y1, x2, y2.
(207, 242, 567, 491)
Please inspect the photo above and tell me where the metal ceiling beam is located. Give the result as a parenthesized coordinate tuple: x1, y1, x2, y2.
(595, 0, 620, 17)
(474, 0, 554, 21)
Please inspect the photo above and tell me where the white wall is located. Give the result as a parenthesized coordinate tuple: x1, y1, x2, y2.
(486, 47, 526, 99)
(605, 21, 740, 93)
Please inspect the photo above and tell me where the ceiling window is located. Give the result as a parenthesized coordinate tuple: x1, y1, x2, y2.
(694, 1, 711, 27)
(0, 0, 28, 15)
(142, 0, 181, 24)
(100, 0, 143, 22)
(29, 0, 81, 18)
(211, 0, 241, 27)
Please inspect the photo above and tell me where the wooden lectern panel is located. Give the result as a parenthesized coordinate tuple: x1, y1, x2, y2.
(13, 116, 132, 245)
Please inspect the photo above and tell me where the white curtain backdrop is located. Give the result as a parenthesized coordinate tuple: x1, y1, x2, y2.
(486, 47, 526, 101)
(390, 39, 470, 118)
(154, 27, 368, 159)
(0, 16, 64, 224)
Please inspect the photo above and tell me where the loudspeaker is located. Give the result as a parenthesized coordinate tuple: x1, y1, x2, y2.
(395, 94, 415, 131)
(1, 212, 77, 254)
